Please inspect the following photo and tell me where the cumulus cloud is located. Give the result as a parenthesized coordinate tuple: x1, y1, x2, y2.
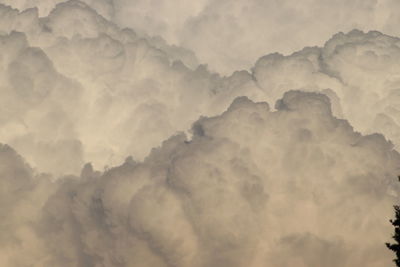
(0, 144, 55, 266)
(1, 92, 399, 266)
(0, 1, 400, 180)
(7, 0, 400, 74)
(1, 1, 400, 266)
(252, 29, 400, 154)
(0, 1, 399, 179)
(0, 1, 207, 174)
(110, 0, 400, 74)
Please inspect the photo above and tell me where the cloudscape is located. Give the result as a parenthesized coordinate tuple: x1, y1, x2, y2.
(1, 0, 400, 266)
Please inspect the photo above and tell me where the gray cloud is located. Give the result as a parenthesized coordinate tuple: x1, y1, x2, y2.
(1, 91, 399, 266)
(0, 1, 399, 180)
(0, 2, 400, 266)
(110, 0, 400, 74)
(7, 0, 400, 74)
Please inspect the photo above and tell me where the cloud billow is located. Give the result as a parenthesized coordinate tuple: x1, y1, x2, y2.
(1, 91, 399, 266)
(0, 1, 399, 266)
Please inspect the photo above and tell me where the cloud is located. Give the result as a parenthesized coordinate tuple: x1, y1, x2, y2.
(1, 92, 399, 266)
(252, 30, 400, 154)
(0, 1, 398, 183)
(0, 0, 115, 19)
(7, 0, 400, 74)
(0, 144, 55, 266)
(0, 1, 399, 180)
(107, 0, 400, 74)
(0, 1, 206, 174)
(7, 0, 400, 75)
(0, 3, 400, 265)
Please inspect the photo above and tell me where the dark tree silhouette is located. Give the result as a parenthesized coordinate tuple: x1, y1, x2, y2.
(387, 176, 400, 266)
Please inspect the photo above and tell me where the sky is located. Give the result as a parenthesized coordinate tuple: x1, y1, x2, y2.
(0, 0, 400, 266)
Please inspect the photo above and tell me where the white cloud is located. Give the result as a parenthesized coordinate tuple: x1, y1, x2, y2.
(252, 30, 400, 154)
(1, 92, 399, 266)
(108, 0, 400, 74)
(0, 1, 399, 179)
(7, 0, 400, 74)
(0, 2, 399, 265)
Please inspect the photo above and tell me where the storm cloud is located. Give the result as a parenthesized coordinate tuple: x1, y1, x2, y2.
(0, 1, 400, 266)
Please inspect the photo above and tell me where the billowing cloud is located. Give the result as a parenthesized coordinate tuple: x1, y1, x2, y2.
(0, 2, 400, 266)
(252, 29, 400, 155)
(102, 0, 400, 74)
(1, 91, 399, 266)
(0, 1, 205, 174)
(0, 1, 400, 179)
(6, 0, 400, 74)
(0, 144, 55, 266)
(0, 0, 262, 175)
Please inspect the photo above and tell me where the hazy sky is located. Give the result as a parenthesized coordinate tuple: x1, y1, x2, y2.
(1, 1, 400, 266)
